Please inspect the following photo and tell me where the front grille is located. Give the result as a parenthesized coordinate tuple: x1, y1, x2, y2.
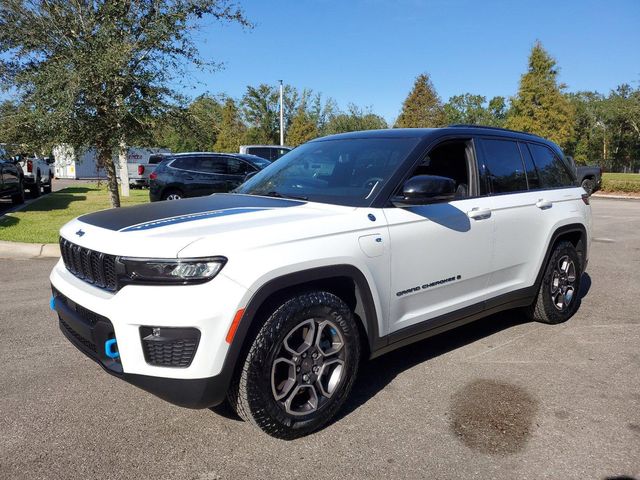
(140, 327, 200, 368)
(59, 237, 118, 291)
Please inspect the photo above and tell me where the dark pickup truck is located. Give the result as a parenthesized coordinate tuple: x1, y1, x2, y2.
(566, 156, 602, 195)
(0, 157, 25, 205)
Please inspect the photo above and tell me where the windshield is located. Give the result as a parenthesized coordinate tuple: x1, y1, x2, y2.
(235, 137, 420, 207)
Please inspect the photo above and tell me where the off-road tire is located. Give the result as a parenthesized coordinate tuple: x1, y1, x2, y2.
(527, 241, 582, 324)
(228, 291, 361, 439)
(11, 181, 25, 205)
(581, 178, 595, 196)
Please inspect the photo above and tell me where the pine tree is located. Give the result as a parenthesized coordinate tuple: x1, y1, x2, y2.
(287, 109, 318, 146)
(395, 73, 446, 128)
(214, 98, 246, 153)
(506, 41, 574, 147)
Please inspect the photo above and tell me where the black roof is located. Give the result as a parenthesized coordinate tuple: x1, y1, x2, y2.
(312, 126, 557, 151)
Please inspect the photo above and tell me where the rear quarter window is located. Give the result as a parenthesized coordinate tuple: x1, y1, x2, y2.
(528, 143, 574, 188)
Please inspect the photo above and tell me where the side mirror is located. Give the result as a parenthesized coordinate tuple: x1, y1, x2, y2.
(392, 175, 457, 207)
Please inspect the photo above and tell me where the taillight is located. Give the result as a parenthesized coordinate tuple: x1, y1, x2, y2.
(581, 193, 590, 205)
(149, 171, 158, 181)
(138, 165, 145, 175)
(27, 160, 33, 173)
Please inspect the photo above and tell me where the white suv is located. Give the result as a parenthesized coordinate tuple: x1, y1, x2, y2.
(50, 126, 592, 439)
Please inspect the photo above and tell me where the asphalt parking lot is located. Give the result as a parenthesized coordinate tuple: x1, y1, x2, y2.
(1, 198, 638, 479)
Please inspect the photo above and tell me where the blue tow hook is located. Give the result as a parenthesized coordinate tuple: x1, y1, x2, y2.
(49, 295, 56, 311)
(105, 339, 120, 359)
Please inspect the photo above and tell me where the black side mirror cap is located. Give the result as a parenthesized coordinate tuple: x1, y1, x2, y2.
(392, 175, 457, 207)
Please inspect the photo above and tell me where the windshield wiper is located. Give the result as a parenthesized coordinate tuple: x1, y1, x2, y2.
(264, 191, 308, 201)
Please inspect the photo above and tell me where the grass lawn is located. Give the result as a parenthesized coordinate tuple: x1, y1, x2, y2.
(0, 185, 149, 244)
(601, 172, 640, 193)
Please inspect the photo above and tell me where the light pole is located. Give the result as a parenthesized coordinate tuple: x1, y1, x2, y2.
(279, 80, 284, 146)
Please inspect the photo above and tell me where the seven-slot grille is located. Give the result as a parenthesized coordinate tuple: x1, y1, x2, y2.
(59, 237, 118, 291)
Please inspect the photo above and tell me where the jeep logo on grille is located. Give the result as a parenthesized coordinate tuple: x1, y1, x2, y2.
(76, 229, 85, 237)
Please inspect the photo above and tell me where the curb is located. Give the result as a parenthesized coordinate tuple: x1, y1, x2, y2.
(0, 240, 60, 259)
(592, 193, 640, 201)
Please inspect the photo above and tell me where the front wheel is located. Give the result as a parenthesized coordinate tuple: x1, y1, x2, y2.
(526, 241, 582, 324)
(11, 182, 25, 205)
(228, 291, 361, 439)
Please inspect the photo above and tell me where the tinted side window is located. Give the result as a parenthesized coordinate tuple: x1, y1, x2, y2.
(528, 144, 574, 188)
(227, 158, 252, 175)
(518, 143, 540, 189)
(170, 157, 197, 170)
(248, 148, 271, 160)
(481, 139, 527, 193)
(196, 157, 227, 174)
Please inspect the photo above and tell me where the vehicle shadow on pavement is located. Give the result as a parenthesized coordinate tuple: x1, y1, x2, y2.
(335, 272, 593, 424)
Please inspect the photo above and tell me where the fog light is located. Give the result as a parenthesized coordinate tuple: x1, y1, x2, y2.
(139, 326, 200, 368)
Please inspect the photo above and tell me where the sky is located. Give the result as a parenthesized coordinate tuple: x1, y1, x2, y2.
(184, 0, 640, 123)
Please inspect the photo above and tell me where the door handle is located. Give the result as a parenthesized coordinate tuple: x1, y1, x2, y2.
(467, 207, 492, 220)
(536, 199, 553, 210)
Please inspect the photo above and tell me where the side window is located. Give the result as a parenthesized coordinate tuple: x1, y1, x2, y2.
(170, 157, 197, 171)
(481, 139, 527, 194)
(518, 142, 540, 189)
(196, 157, 227, 174)
(528, 143, 574, 188)
(248, 148, 271, 160)
(227, 158, 251, 175)
(408, 139, 471, 199)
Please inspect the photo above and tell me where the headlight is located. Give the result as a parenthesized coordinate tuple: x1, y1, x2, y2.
(117, 257, 227, 285)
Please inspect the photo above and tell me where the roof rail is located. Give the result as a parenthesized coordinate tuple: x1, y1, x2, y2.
(448, 124, 543, 138)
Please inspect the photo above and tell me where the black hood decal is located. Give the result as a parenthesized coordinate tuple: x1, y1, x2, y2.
(79, 194, 305, 232)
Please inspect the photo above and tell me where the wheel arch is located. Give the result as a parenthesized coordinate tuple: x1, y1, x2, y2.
(535, 223, 588, 290)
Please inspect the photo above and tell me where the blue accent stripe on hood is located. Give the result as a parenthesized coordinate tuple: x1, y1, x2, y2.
(120, 207, 271, 232)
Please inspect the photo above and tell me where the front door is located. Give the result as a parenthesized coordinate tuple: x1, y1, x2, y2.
(384, 138, 495, 336)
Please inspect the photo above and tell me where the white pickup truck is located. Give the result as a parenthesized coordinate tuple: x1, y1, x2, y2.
(16, 156, 54, 197)
(115, 150, 171, 188)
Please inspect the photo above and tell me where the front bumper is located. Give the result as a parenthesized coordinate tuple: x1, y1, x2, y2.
(50, 259, 250, 408)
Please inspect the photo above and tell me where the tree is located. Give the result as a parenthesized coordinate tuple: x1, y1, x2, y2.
(444, 94, 508, 127)
(395, 73, 446, 128)
(214, 97, 246, 152)
(506, 41, 574, 148)
(287, 109, 318, 146)
(0, 0, 249, 207)
(324, 104, 387, 134)
(242, 83, 301, 145)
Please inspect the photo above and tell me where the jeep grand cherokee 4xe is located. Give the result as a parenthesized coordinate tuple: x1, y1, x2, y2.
(50, 126, 592, 439)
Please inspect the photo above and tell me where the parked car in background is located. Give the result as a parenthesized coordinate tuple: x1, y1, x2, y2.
(115, 149, 171, 188)
(239, 145, 292, 161)
(0, 157, 25, 205)
(566, 156, 602, 195)
(149, 152, 270, 201)
(16, 156, 53, 197)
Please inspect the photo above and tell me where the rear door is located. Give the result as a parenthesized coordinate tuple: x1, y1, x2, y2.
(192, 156, 230, 196)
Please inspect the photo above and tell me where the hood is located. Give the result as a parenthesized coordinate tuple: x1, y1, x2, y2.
(60, 193, 357, 258)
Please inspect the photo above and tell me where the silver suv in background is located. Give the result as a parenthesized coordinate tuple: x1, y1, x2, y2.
(239, 145, 292, 161)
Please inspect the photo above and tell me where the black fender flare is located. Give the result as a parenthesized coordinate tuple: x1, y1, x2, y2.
(534, 223, 588, 290)
(217, 265, 383, 396)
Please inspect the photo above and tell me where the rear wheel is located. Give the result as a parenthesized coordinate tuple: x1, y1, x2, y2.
(581, 178, 595, 196)
(228, 291, 361, 439)
(30, 175, 41, 198)
(43, 174, 53, 194)
(162, 189, 182, 201)
(527, 241, 582, 324)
